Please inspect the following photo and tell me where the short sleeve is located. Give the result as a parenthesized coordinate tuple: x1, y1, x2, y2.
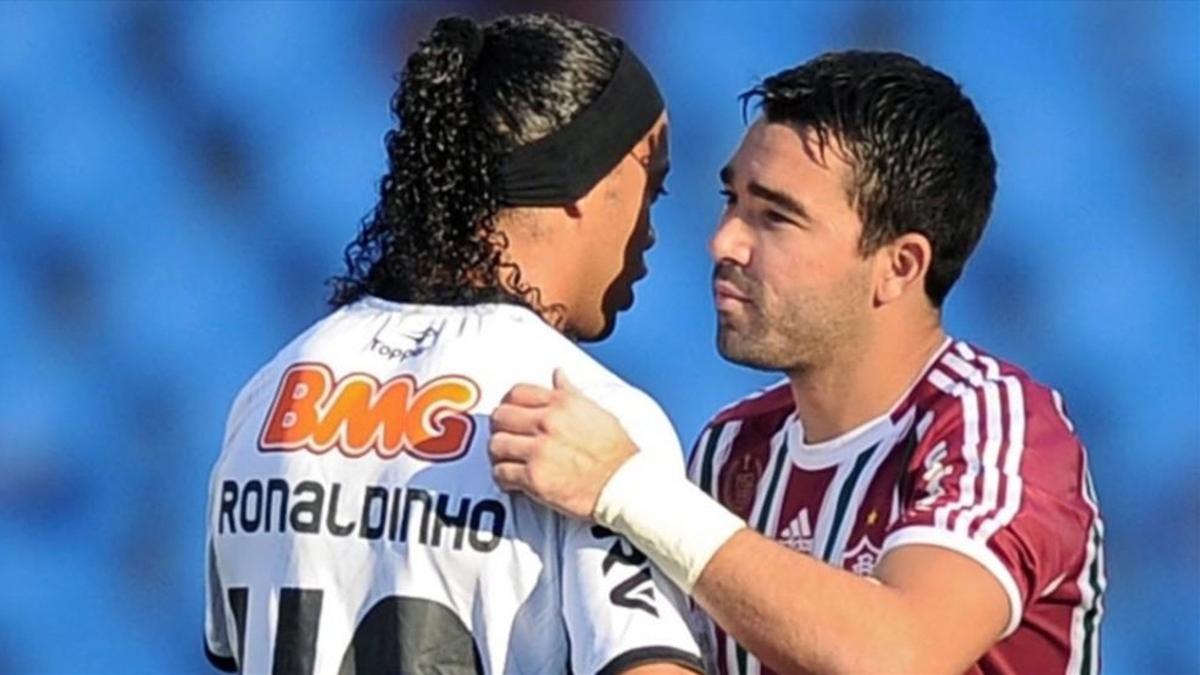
(882, 380, 1094, 638)
(204, 539, 237, 672)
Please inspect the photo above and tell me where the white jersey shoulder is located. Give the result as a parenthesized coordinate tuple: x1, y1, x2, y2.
(205, 298, 701, 675)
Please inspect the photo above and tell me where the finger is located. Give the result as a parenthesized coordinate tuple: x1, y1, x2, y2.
(552, 368, 578, 393)
(487, 431, 538, 463)
(491, 461, 529, 493)
(502, 383, 554, 407)
(490, 403, 545, 435)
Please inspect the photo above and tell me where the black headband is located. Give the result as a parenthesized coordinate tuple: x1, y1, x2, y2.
(498, 44, 665, 206)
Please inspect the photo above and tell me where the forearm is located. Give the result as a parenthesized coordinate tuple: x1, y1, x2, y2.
(489, 376, 1008, 672)
(692, 530, 926, 674)
(595, 456, 982, 674)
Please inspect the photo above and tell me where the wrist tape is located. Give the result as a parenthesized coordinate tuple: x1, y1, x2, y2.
(594, 451, 746, 592)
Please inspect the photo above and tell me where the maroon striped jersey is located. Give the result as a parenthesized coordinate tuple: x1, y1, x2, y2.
(687, 339, 1105, 675)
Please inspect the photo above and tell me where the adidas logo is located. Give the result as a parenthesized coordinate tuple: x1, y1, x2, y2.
(779, 508, 814, 553)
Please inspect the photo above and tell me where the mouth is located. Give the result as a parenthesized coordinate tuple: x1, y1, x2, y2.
(713, 280, 751, 310)
(713, 280, 754, 315)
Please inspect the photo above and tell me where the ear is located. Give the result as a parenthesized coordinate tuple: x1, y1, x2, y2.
(875, 232, 932, 306)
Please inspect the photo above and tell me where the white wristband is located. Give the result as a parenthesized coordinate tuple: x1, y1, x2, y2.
(594, 451, 746, 593)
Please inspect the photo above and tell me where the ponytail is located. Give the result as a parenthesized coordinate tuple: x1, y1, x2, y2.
(331, 13, 622, 316)
(332, 17, 506, 306)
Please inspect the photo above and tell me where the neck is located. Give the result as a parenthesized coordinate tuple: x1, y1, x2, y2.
(788, 317, 945, 445)
(495, 211, 576, 333)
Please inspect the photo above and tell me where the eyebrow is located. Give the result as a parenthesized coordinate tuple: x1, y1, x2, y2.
(720, 165, 811, 221)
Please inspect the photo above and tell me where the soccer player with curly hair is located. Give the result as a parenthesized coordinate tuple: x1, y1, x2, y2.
(206, 14, 701, 675)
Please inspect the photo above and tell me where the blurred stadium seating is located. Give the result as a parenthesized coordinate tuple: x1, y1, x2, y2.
(0, 2, 1195, 672)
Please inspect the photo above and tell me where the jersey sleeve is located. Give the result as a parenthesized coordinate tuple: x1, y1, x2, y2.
(204, 539, 237, 672)
(559, 384, 704, 674)
(205, 377, 261, 672)
(882, 376, 1095, 638)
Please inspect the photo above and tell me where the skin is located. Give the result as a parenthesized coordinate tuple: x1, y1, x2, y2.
(496, 113, 670, 341)
(490, 119, 1010, 673)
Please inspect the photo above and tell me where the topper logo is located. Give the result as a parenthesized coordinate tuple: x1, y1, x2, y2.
(259, 363, 480, 461)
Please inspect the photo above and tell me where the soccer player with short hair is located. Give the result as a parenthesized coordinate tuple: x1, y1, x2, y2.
(489, 51, 1106, 674)
(205, 14, 703, 675)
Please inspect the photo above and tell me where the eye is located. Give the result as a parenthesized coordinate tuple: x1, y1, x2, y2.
(719, 188, 736, 206)
(765, 210, 797, 226)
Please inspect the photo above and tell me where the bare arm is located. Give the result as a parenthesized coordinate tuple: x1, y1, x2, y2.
(489, 372, 1009, 674)
(693, 531, 1007, 674)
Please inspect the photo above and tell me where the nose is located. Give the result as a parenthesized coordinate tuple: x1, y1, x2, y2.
(709, 213, 751, 266)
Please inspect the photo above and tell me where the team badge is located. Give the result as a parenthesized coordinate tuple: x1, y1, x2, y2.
(843, 535, 883, 576)
(721, 453, 764, 520)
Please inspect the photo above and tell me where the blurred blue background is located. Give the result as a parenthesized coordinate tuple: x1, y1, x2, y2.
(0, 1, 1196, 673)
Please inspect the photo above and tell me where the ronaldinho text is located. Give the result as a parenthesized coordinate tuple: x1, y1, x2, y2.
(215, 478, 507, 553)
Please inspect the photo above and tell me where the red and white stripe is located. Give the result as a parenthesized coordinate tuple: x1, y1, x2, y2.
(1066, 420, 1106, 675)
(686, 426, 713, 480)
(968, 346, 1026, 542)
(927, 342, 1027, 543)
(1051, 388, 1075, 433)
(710, 378, 790, 421)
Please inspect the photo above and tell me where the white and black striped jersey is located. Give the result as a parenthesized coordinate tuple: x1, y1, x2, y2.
(205, 298, 703, 675)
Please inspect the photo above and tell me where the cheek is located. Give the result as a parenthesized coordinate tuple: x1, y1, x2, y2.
(764, 231, 856, 282)
(608, 193, 647, 259)
(588, 212, 637, 287)
(753, 233, 819, 287)
(753, 236, 860, 315)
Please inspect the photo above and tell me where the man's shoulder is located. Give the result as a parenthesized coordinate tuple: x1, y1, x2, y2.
(561, 359, 681, 462)
(222, 300, 559, 426)
(501, 329, 684, 467)
(919, 341, 1076, 432)
(685, 380, 793, 490)
(234, 297, 652, 402)
(911, 340, 1088, 486)
(268, 299, 591, 383)
(705, 379, 795, 429)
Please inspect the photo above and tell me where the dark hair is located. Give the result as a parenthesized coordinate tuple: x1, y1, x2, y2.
(329, 14, 621, 308)
(742, 51, 996, 306)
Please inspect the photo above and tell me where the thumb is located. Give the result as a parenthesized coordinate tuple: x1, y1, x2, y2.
(552, 367, 577, 393)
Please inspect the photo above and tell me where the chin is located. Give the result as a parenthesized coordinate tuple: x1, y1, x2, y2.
(577, 314, 618, 343)
(717, 328, 786, 372)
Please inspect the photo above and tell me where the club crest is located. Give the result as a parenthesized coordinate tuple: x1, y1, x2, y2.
(843, 535, 883, 576)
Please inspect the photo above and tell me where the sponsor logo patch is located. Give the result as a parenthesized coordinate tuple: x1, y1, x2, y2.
(259, 363, 480, 461)
(779, 508, 814, 553)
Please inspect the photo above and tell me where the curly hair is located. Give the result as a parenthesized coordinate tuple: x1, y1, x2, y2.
(329, 14, 621, 310)
(742, 51, 997, 307)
